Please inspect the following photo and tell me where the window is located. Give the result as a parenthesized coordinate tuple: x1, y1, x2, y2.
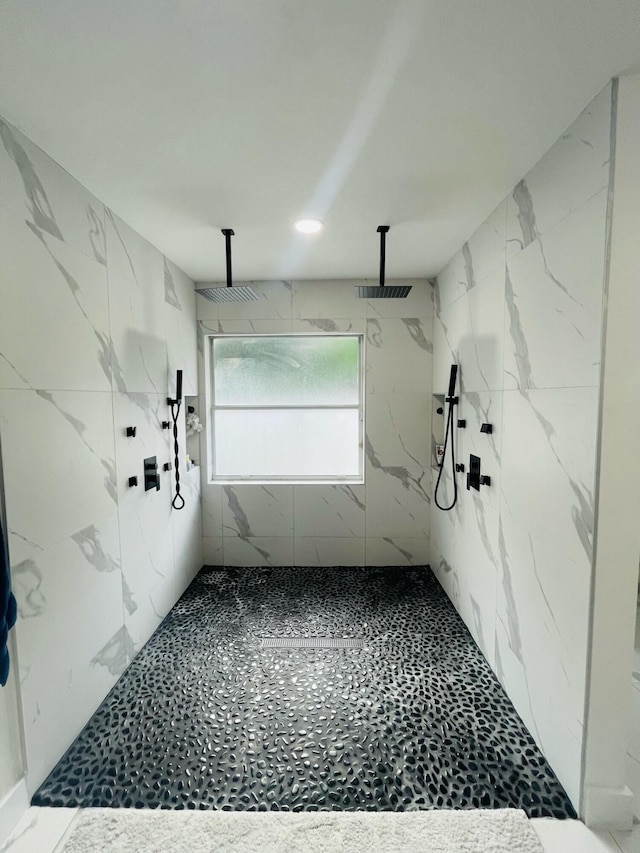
(208, 334, 363, 482)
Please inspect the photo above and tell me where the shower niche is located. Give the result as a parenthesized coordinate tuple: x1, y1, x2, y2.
(184, 396, 201, 474)
(431, 392, 446, 471)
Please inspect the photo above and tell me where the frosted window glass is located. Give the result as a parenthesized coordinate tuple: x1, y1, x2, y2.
(213, 336, 359, 406)
(214, 409, 360, 477)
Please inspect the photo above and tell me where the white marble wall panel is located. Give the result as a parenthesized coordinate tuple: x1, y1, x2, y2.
(464, 201, 507, 286)
(165, 258, 198, 397)
(294, 538, 365, 567)
(453, 391, 503, 665)
(496, 386, 599, 805)
(201, 485, 223, 539)
(0, 207, 111, 392)
(202, 536, 224, 565)
(0, 391, 117, 549)
(504, 188, 608, 392)
(105, 211, 167, 394)
(170, 405, 203, 592)
(292, 318, 366, 335)
(435, 250, 469, 313)
(0, 114, 202, 796)
(366, 395, 430, 468)
(365, 536, 430, 567)
(223, 536, 294, 567)
(0, 119, 106, 265)
(222, 486, 293, 538)
(365, 463, 429, 539)
(113, 392, 174, 651)
(429, 84, 613, 808)
(366, 318, 432, 394)
(292, 280, 367, 320)
(434, 269, 505, 395)
(198, 278, 433, 566)
(294, 485, 365, 538)
(506, 83, 612, 255)
(12, 513, 124, 787)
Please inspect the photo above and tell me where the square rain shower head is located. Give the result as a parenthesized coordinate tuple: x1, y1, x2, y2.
(355, 285, 412, 298)
(196, 286, 258, 303)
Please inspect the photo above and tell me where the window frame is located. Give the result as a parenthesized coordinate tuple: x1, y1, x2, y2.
(206, 332, 365, 485)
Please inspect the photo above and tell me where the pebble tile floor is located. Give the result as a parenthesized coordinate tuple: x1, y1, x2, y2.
(33, 566, 576, 818)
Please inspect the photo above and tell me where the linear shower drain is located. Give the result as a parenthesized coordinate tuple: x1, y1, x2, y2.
(260, 637, 364, 649)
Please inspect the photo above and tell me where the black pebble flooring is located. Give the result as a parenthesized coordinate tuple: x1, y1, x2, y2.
(33, 566, 576, 818)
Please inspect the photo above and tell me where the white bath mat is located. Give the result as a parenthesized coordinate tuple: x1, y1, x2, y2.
(59, 807, 544, 852)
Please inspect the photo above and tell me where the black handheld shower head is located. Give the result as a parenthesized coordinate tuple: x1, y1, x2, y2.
(447, 364, 458, 398)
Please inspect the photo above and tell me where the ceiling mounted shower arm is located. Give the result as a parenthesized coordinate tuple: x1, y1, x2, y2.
(222, 228, 234, 288)
(378, 225, 389, 287)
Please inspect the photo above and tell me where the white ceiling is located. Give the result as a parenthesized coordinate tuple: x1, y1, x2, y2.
(1, 1, 640, 282)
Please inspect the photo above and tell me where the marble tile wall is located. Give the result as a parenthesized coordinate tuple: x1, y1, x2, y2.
(430, 83, 613, 808)
(0, 116, 202, 792)
(196, 278, 433, 569)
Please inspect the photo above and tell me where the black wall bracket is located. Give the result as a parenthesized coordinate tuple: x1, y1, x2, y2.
(467, 455, 491, 490)
(144, 456, 160, 492)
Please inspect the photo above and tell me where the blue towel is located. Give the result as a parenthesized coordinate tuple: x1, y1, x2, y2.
(0, 520, 17, 687)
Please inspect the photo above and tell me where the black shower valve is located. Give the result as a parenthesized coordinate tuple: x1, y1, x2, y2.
(128, 476, 138, 487)
(480, 423, 493, 434)
(436, 406, 444, 415)
(162, 421, 170, 430)
(126, 426, 137, 438)
(455, 463, 465, 473)
(457, 419, 466, 429)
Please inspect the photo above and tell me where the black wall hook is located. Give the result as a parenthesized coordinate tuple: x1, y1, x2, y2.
(126, 426, 137, 438)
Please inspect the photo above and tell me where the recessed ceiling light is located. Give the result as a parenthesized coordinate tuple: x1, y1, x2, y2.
(294, 218, 324, 234)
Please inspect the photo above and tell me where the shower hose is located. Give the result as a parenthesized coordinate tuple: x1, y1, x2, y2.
(433, 393, 458, 511)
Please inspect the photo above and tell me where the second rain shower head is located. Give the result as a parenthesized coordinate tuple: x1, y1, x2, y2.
(196, 229, 258, 303)
(355, 226, 412, 299)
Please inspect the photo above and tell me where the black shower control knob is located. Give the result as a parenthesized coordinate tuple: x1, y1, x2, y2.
(126, 426, 137, 437)
(480, 423, 493, 434)
(128, 476, 138, 487)
(436, 406, 444, 415)
(162, 421, 170, 430)
(457, 419, 466, 428)
(455, 463, 465, 473)
(164, 462, 172, 472)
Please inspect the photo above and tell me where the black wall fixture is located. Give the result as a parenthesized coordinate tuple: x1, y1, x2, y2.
(128, 476, 138, 488)
(167, 370, 185, 510)
(467, 454, 491, 490)
(434, 364, 459, 511)
(126, 426, 137, 437)
(196, 229, 257, 303)
(467, 454, 481, 491)
(355, 227, 412, 298)
(480, 423, 493, 434)
(144, 456, 160, 492)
